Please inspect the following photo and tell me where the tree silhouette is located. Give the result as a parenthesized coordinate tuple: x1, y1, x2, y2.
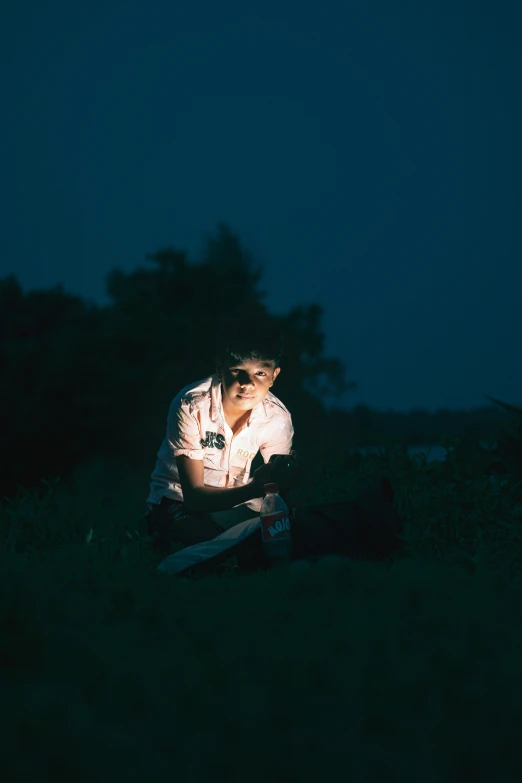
(0, 223, 357, 504)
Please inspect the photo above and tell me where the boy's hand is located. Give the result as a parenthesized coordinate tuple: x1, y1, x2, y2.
(271, 451, 302, 494)
(253, 450, 301, 494)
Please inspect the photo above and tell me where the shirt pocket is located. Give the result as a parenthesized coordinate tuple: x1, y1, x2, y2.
(230, 445, 257, 475)
(203, 451, 224, 470)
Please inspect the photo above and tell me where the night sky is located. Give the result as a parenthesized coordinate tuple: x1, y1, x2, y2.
(1, 0, 520, 412)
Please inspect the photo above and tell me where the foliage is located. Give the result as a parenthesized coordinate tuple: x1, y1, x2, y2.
(2, 414, 522, 780)
(483, 396, 522, 479)
(0, 222, 354, 503)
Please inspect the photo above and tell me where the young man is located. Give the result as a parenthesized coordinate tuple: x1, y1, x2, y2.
(145, 327, 299, 557)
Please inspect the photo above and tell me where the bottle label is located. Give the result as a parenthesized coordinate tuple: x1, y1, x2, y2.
(260, 512, 292, 543)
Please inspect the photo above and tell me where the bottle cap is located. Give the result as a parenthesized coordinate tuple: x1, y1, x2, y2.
(264, 483, 278, 493)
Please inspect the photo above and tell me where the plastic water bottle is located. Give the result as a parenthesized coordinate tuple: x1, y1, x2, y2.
(260, 482, 292, 567)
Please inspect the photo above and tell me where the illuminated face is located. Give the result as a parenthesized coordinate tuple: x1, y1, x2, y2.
(217, 358, 281, 414)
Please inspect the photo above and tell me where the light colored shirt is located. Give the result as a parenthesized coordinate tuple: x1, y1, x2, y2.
(146, 373, 294, 513)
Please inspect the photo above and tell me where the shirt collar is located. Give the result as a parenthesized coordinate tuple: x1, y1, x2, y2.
(209, 373, 270, 424)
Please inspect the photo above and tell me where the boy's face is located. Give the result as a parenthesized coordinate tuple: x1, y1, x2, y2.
(216, 358, 281, 414)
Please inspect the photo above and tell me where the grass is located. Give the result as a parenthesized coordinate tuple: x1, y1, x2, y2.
(2, 416, 522, 781)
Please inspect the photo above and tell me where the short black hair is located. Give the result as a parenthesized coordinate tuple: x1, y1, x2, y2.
(214, 322, 284, 369)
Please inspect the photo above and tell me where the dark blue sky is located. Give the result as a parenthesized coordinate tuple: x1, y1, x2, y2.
(1, 0, 520, 412)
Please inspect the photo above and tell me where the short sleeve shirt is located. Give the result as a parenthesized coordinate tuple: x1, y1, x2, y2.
(146, 374, 294, 513)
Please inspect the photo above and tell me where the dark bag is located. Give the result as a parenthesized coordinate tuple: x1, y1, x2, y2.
(290, 475, 403, 562)
(236, 474, 404, 573)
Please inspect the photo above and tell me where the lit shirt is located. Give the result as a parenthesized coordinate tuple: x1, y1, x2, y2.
(146, 373, 294, 513)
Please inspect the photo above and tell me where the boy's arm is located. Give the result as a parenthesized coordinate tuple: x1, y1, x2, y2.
(177, 455, 261, 514)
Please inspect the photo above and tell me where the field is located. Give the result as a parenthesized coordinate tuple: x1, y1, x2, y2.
(2, 423, 522, 781)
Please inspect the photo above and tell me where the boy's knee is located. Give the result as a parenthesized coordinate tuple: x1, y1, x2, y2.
(145, 506, 175, 553)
